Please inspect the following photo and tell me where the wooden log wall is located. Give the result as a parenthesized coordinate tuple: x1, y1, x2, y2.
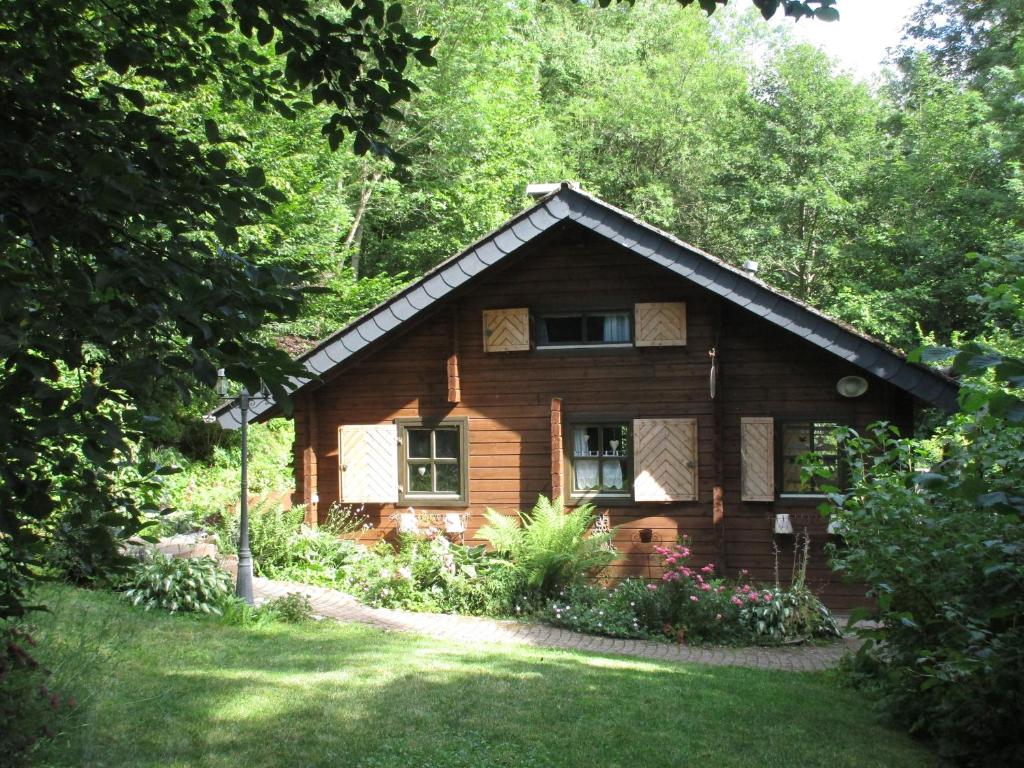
(293, 225, 913, 609)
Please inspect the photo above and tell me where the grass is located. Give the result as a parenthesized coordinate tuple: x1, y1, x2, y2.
(27, 586, 933, 768)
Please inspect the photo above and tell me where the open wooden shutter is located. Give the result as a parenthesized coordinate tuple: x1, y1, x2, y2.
(482, 308, 530, 352)
(740, 417, 774, 502)
(339, 425, 399, 503)
(634, 302, 687, 347)
(633, 418, 698, 502)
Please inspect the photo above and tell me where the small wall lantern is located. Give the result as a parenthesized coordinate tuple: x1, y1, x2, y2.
(773, 514, 794, 535)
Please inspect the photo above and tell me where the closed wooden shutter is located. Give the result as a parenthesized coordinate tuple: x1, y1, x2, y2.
(633, 418, 698, 502)
(339, 425, 399, 503)
(741, 417, 774, 502)
(482, 308, 530, 352)
(634, 302, 687, 347)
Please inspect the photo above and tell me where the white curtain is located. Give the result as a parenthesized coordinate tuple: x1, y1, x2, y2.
(575, 460, 600, 490)
(602, 459, 624, 489)
(603, 314, 630, 343)
(573, 427, 590, 454)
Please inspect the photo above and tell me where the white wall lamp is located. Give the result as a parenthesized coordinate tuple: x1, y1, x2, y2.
(836, 375, 869, 398)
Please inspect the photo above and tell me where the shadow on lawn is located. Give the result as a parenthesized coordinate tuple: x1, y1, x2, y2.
(34, 591, 928, 768)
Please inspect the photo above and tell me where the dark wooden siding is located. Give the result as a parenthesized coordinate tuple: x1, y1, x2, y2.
(293, 225, 910, 609)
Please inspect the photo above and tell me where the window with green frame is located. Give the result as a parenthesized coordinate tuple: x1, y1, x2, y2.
(570, 421, 632, 496)
(397, 419, 468, 504)
(780, 421, 842, 494)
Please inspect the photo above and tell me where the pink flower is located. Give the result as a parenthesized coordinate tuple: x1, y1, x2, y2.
(748, 593, 759, 603)
(763, 592, 774, 602)
(700, 564, 714, 573)
(741, 569, 750, 576)
(731, 597, 743, 606)
(646, 583, 659, 591)
(689, 595, 699, 602)
(742, 584, 751, 593)
(700, 583, 711, 591)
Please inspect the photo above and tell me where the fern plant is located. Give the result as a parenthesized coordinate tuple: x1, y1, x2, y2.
(478, 495, 617, 598)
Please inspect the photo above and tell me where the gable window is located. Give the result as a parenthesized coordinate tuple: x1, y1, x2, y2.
(536, 311, 632, 348)
(397, 418, 468, 505)
(571, 422, 632, 497)
(780, 421, 842, 494)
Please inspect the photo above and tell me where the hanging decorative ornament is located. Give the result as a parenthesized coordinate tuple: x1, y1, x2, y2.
(708, 347, 719, 399)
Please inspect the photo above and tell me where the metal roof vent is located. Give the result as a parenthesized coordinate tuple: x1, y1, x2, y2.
(742, 259, 759, 275)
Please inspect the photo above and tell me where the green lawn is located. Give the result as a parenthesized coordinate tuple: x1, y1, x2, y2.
(28, 586, 933, 768)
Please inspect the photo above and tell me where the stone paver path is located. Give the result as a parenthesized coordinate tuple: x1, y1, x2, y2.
(254, 576, 856, 672)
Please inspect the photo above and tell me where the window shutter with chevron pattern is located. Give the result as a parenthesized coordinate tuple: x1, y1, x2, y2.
(634, 302, 687, 347)
(339, 425, 399, 503)
(740, 417, 774, 502)
(482, 308, 530, 352)
(633, 418, 698, 502)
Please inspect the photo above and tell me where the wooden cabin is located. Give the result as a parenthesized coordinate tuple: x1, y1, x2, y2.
(214, 182, 958, 609)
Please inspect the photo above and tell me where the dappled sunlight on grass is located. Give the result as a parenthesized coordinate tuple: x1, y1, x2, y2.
(29, 586, 934, 768)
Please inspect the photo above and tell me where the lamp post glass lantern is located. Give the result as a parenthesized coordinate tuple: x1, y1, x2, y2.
(213, 369, 269, 605)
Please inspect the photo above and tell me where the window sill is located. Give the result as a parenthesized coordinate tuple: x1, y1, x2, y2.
(399, 495, 469, 509)
(778, 493, 830, 501)
(535, 343, 634, 351)
(571, 492, 632, 504)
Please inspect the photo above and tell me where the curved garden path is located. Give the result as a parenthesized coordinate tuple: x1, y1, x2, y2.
(253, 577, 857, 672)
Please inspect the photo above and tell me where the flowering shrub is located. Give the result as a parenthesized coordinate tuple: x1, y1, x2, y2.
(543, 583, 652, 638)
(542, 537, 840, 645)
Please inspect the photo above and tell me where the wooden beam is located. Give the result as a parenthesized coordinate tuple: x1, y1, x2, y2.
(303, 392, 319, 527)
(711, 301, 727, 566)
(550, 397, 563, 500)
(447, 305, 461, 404)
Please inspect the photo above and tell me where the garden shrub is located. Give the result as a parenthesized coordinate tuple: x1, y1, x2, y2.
(0, 624, 74, 767)
(261, 592, 314, 623)
(342, 535, 525, 616)
(217, 501, 364, 580)
(543, 537, 840, 645)
(122, 554, 232, 614)
(816, 406, 1024, 766)
(478, 495, 616, 598)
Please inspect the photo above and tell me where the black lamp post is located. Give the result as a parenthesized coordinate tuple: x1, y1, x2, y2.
(213, 370, 270, 605)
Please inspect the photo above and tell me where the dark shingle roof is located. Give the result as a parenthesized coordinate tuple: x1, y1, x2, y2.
(211, 183, 958, 427)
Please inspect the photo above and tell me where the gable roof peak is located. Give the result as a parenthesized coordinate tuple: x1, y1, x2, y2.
(210, 185, 958, 428)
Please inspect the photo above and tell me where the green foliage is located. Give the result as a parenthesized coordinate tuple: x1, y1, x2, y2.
(609, 0, 839, 22)
(740, 586, 839, 643)
(0, 624, 74, 767)
(216, 500, 364, 580)
(479, 496, 616, 598)
(261, 592, 315, 624)
(122, 555, 233, 615)
(343, 536, 525, 616)
(0, 0, 436, 620)
(815, 406, 1023, 762)
(544, 539, 839, 645)
(155, 418, 295, 536)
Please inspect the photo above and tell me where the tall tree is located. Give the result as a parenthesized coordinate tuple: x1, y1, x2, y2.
(0, 0, 433, 618)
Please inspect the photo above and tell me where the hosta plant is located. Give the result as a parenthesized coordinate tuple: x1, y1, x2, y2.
(122, 554, 232, 614)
